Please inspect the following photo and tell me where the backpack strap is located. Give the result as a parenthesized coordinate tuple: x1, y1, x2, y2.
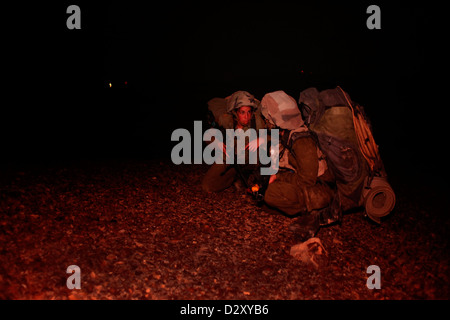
(287, 130, 313, 149)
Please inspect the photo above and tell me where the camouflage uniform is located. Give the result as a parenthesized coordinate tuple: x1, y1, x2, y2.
(202, 91, 266, 193)
(260, 91, 335, 239)
(264, 136, 335, 216)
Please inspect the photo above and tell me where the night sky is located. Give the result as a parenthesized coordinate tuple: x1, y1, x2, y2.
(2, 1, 441, 179)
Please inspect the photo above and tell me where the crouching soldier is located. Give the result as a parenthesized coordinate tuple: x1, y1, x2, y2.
(260, 91, 336, 241)
(202, 91, 266, 193)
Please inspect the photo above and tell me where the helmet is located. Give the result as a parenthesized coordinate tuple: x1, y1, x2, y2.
(261, 90, 305, 130)
(226, 91, 258, 113)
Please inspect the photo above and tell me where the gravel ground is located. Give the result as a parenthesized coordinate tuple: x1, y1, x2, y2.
(0, 158, 448, 300)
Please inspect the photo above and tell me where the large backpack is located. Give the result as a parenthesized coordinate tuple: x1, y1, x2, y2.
(297, 86, 395, 223)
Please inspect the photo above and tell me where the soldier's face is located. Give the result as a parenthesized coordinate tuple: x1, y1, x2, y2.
(236, 106, 253, 127)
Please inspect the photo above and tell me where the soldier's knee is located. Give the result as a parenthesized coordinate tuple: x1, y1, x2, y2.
(264, 184, 303, 216)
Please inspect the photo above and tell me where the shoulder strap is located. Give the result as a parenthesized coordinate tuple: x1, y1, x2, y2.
(288, 130, 315, 150)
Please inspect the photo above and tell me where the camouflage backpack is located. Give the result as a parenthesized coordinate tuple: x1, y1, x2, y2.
(297, 86, 395, 223)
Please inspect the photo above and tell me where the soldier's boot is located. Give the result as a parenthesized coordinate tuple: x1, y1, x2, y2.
(318, 191, 342, 226)
(289, 191, 342, 241)
(289, 211, 320, 242)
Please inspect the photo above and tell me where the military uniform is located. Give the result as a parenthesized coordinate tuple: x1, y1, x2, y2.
(264, 135, 334, 216)
(202, 91, 266, 193)
(260, 91, 336, 239)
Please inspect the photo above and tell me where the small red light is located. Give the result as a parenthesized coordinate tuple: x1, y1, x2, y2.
(124, 81, 127, 85)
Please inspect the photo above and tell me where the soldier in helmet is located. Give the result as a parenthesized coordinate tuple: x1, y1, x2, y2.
(201, 91, 266, 193)
(260, 90, 336, 241)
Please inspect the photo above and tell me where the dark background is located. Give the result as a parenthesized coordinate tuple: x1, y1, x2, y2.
(1, 1, 441, 181)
